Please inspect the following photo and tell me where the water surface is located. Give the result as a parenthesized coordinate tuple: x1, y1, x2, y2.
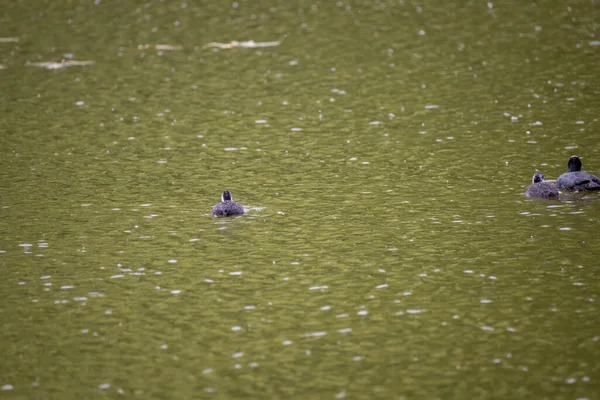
(1, 1, 600, 399)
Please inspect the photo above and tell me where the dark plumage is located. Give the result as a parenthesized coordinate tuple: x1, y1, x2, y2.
(526, 171, 559, 198)
(556, 156, 600, 191)
(211, 190, 244, 216)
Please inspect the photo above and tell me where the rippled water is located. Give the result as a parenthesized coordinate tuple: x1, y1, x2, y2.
(1, 1, 600, 399)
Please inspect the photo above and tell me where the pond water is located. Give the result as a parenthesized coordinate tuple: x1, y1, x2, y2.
(1, 0, 600, 399)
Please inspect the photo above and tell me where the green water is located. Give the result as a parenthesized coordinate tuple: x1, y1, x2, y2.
(2, 0, 600, 399)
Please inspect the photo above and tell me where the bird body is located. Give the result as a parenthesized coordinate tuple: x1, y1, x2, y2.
(526, 171, 558, 198)
(212, 190, 244, 216)
(556, 156, 600, 191)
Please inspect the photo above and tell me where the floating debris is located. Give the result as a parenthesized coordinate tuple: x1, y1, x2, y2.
(26, 59, 95, 70)
(137, 44, 182, 51)
(304, 331, 327, 337)
(204, 39, 282, 49)
(0, 37, 19, 43)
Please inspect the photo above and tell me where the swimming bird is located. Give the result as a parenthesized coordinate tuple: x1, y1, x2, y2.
(526, 171, 558, 198)
(211, 190, 244, 216)
(556, 156, 600, 191)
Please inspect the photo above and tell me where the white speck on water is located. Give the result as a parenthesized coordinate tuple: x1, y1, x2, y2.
(229, 271, 242, 276)
(168, 259, 177, 264)
(171, 290, 181, 294)
(304, 331, 327, 337)
(99, 383, 110, 390)
(110, 274, 124, 279)
(61, 285, 74, 290)
(2, 385, 14, 391)
(282, 340, 293, 345)
(481, 325, 495, 331)
(560, 227, 571, 231)
(425, 104, 439, 109)
(202, 368, 213, 374)
(321, 305, 331, 310)
(232, 326, 241, 331)
(353, 356, 362, 361)
(289, 60, 298, 65)
(245, 305, 255, 310)
(338, 328, 352, 333)
(489, 276, 497, 280)
(224, 147, 237, 151)
(74, 297, 87, 301)
(573, 282, 583, 286)
(464, 270, 473, 274)
(336, 391, 346, 399)
(481, 299, 492, 304)
(407, 309, 426, 314)
(369, 121, 383, 125)
(82, 329, 89, 334)
(566, 377, 576, 384)
(249, 362, 259, 368)
(532, 121, 542, 126)
(233, 352, 244, 358)
(140, 203, 151, 207)
(204, 279, 213, 283)
(160, 344, 168, 349)
(75, 101, 84, 106)
(589, 40, 600, 46)
(255, 119, 267, 124)
(336, 313, 348, 318)
(155, 271, 162, 275)
(357, 310, 368, 316)
(291, 127, 302, 132)
(309, 285, 328, 291)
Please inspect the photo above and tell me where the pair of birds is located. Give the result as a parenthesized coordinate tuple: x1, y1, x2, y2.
(211, 156, 599, 216)
(526, 156, 600, 198)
